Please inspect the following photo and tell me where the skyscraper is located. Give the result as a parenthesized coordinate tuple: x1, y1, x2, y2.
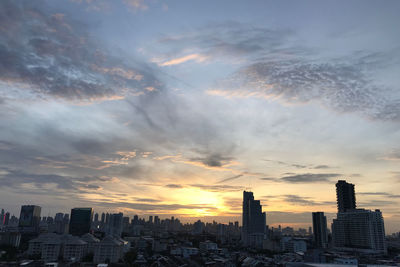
(336, 180, 356, 212)
(69, 208, 93, 236)
(18, 205, 41, 233)
(312, 212, 328, 248)
(242, 191, 266, 248)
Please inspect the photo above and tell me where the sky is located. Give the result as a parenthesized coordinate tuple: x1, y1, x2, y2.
(0, 0, 400, 233)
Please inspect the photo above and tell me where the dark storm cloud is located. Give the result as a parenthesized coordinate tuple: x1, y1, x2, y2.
(280, 173, 341, 183)
(0, 0, 159, 101)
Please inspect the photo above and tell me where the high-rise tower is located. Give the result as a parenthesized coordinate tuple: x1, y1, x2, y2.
(336, 180, 356, 212)
(242, 191, 266, 248)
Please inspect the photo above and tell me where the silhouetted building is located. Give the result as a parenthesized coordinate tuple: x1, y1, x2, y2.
(242, 191, 266, 248)
(312, 212, 328, 248)
(19, 205, 41, 233)
(69, 208, 93, 236)
(332, 209, 386, 254)
(107, 213, 123, 237)
(336, 180, 356, 212)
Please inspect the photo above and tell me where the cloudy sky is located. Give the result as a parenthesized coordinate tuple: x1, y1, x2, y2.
(1, 0, 400, 233)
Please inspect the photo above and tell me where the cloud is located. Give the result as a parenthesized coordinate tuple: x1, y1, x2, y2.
(217, 174, 243, 183)
(381, 150, 400, 161)
(123, 0, 148, 11)
(260, 173, 341, 183)
(155, 23, 400, 122)
(0, 169, 114, 194)
(210, 55, 400, 121)
(165, 184, 183, 189)
(280, 173, 341, 183)
(313, 165, 331, 169)
(0, 0, 160, 102)
(157, 54, 208, 66)
(358, 192, 400, 198)
(189, 184, 243, 192)
(156, 22, 294, 63)
(282, 194, 335, 206)
(189, 154, 235, 168)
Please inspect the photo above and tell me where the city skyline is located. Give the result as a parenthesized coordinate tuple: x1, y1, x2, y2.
(1, 0, 400, 235)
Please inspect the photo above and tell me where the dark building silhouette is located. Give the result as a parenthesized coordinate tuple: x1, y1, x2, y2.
(69, 208, 93, 236)
(336, 180, 356, 212)
(312, 212, 328, 248)
(18, 205, 41, 233)
(242, 191, 266, 248)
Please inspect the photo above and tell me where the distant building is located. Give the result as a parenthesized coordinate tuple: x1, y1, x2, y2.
(28, 233, 88, 262)
(107, 213, 123, 237)
(336, 180, 356, 212)
(242, 191, 266, 248)
(0, 232, 21, 247)
(332, 208, 386, 254)
(19, 205, 41, 233)
(93, 235, 129, 263)
(312, 212, 328, 248)
(69, 208, 93, 236)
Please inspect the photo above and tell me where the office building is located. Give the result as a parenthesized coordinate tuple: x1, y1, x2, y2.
(69, 208, 93, 236)
(242, 191, 266, 248)
(336, 180, 356, 212)
(18, 205, 41, 233)
(312, 212, 328, 248)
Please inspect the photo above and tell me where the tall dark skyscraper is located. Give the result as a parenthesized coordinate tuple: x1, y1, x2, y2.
(242, 191, 266, 248)
(336, 180, 356, 212)
(69, 208, 93, 236)
(18, 205, 41, 233)
(312, 212, 328, 248)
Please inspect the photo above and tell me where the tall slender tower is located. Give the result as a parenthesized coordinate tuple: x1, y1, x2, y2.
(336, 180, 356, 212)
(312, 212, 328, 248)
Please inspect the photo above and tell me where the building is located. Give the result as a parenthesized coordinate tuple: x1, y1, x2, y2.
(28, 233, 88, 262)
(63, 235, 87, 262)
(19, 205, 41, 233)
(107, 213, 123, 237)
(93, 235, 129, 263)
(332, 208, 386, 254)
(336, 180, 356, 212)
(69, 208, 93, 236)
(312, 212, 328, 248)
(0, 232, 21, 247)
(242, 191, 266, 248)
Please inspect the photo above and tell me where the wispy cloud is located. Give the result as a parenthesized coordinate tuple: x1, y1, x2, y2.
(157, 53, 208, 66)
